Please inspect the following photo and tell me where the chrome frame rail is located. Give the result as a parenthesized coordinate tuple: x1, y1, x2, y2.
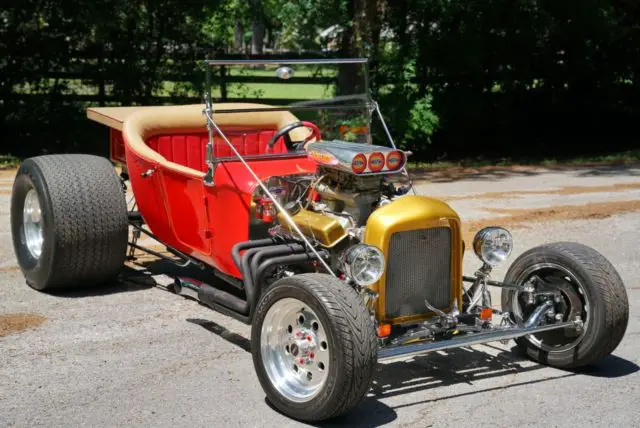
(378, 320, 580, 361)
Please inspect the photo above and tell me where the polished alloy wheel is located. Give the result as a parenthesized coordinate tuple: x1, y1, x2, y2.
(260, 297, 330, 403)
(23, 189, 43, 259)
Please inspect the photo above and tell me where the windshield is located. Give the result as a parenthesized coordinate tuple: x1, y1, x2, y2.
(205, 59, 374, 143)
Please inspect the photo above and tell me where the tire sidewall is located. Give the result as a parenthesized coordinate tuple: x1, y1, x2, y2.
(503, 248, 606, 366)
(11, 162, 56, 291)
(251, 278, 347, 421)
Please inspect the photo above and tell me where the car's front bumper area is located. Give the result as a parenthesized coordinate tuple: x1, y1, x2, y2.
(378, 319, 581, 361)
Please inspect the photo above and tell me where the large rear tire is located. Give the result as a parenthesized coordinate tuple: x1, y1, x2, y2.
(11, 154, 128, 291)
(502, 242, 629, 368)
(251, 273, 377, 422)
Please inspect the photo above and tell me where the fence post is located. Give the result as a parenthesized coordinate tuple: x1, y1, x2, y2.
(98, 47, 105, 106)
(220, 65, 228, 101)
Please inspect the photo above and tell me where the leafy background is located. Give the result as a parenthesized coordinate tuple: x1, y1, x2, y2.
(2, 0, 639, 162)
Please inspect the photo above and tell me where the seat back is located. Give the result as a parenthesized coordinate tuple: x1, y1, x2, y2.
(146, 129, 287, 172)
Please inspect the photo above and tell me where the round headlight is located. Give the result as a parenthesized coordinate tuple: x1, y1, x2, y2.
(342, 244, 385, 286)
(473, 227, 513, 267)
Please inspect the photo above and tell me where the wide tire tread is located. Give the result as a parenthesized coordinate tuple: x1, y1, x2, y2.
(14, 155, 128, 289)
(539, 242, 628, 362)
(503, 241, 628, 368)
(252, 273, 377, 421)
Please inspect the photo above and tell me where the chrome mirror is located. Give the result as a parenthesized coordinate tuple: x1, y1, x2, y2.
(275, 66, 294, 80)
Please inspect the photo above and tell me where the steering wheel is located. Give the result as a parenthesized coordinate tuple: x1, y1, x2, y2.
(267, 121, 321, 152)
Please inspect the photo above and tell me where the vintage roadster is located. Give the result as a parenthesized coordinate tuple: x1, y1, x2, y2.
(10, 58, 629, 421)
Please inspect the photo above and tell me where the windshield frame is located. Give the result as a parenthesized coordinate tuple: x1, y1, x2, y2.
(204, 57, 371, 113)
(201, 57, 405, 183)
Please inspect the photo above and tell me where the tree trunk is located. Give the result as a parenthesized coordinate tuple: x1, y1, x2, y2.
(251, 0, 264, 54)
(235, 20, 243, 53)
(338, 0, 368, 95)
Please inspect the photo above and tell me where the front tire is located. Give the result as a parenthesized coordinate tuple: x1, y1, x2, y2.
(501, 242, 629, 368)
(11, 155, 128, 291)
(251, 273, 377, 422)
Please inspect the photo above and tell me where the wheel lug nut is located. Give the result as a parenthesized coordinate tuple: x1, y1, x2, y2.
(299, 358, 305, 364)
(309, 352, 314, 359)
(307, 335, 312, 341)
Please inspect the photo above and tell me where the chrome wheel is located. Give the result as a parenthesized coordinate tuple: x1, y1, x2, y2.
(23, 189, 43, 259)
(260, 297, 330, 403)
(510, 263, 590, 352)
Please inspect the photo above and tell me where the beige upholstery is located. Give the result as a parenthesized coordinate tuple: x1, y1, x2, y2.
(97, 103, 309, 176)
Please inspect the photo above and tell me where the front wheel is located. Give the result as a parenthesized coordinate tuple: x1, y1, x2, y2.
(251, 273, 377, 422)
(502, 242, 629, 368)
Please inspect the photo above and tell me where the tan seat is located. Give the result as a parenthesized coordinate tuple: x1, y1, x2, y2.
(119, 103, 309, 176)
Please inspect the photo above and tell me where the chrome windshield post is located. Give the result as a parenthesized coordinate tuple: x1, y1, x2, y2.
(203, 67, 216, 187)
(373, 100, 416, 195)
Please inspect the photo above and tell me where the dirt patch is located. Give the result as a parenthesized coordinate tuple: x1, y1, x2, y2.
(446, 182, 640, 201)
(461, 199, 640, 244)
(411, 162, 640, 183)
(0, 313, 47, 337)
(0, 168, 17, 178)
(0, 265, 21, 273)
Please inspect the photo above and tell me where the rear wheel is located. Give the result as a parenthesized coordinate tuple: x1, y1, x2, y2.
(251, 273, 377, 422)
(11, 154, 128, 291)
(502, 242, 629, 368)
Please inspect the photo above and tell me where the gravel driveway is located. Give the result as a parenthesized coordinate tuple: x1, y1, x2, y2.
(1, 165, 639, 427)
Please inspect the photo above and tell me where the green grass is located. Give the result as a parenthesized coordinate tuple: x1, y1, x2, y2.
(18, 67, 336, 101)
(0, 155, 20, 169)
(407, 149, 640, 170)
(159, 80, 332, 100)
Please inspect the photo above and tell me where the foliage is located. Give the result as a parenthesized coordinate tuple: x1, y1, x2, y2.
(2, 0, 640, 160)
(0, 155, 20, 169)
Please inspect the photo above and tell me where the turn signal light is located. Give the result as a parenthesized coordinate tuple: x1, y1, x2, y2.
(377, 323, 391, 337)
(480, 308, 493, 321)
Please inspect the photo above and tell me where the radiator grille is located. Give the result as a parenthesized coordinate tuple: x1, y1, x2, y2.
(385, 227, 452, 319)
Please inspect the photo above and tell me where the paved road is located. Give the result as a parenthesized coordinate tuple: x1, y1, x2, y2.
(1, 165, 639, 427)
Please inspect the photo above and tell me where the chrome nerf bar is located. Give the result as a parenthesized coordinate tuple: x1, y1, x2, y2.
(378, 320, 581, 361)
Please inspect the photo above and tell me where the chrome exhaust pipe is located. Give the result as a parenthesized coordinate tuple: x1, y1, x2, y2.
(378, 320, 580, 361)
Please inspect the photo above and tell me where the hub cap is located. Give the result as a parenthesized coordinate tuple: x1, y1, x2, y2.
(260, 297, 330, 403)
(23, 189, 43, 259)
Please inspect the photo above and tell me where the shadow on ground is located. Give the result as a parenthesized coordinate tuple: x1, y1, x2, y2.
(48, 265, 156, 298)
(191, 319, 639, 427)
(410, 163, 640, 183)
(186, 318, 251, 352)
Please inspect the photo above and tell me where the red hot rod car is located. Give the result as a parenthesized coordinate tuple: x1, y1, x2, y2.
(10, 58, 629, 422)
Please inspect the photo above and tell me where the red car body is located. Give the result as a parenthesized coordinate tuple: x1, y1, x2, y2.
(90, 105, 317, 278)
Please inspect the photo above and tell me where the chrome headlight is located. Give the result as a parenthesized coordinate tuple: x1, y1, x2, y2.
(342, 244, 385, 286)
(473, 227, 513, 267)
